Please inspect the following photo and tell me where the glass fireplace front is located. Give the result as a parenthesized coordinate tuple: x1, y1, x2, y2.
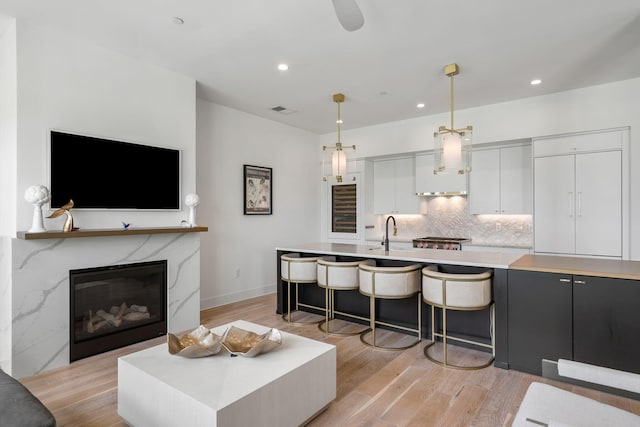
(69, 260, 167, 362)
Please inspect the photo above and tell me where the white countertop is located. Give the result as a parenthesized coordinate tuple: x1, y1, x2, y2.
(276, 242, 525, 269)
(463, 242, 533, 249)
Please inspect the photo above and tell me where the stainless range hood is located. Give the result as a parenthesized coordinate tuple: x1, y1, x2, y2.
(415, 153, 468, 196)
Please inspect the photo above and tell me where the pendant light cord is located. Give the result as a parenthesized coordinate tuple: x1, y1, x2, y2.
(337, 101, 342, 148)
(450, 73, 455, 131)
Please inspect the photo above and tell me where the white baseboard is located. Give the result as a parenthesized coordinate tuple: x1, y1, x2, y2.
(200, 284, 277, 310)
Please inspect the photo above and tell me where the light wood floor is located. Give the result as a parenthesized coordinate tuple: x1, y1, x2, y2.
(20, 293, 640, 426)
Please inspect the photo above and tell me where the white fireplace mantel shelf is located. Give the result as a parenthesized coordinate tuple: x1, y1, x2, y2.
(16, 225, 208, 240)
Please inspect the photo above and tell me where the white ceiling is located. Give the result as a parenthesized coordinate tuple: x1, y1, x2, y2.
(1, 0, 639, 134)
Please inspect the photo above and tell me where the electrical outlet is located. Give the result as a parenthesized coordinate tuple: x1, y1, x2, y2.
(234, 268, 240, 278)
(496, 223, 502, 232)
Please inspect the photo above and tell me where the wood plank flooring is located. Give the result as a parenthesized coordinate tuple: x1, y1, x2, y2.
(19, 293, 640, 426)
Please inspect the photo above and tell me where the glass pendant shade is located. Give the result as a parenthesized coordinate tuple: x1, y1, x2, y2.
(332, 149, 347, 179)
(443, 133, 462, 170)
(434, 127, 472, 174)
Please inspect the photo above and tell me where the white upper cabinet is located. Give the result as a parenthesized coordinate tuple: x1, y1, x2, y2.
(373, 157, 420, 214)
(415, 153, 467, 195)
(469, 144, 532, 214)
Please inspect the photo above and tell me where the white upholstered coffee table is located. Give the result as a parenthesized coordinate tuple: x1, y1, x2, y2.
(118, 320, 336, 427)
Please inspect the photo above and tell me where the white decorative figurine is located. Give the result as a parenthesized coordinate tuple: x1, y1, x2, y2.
(185, 193, 200, 227)
(24, 185, 50, 233)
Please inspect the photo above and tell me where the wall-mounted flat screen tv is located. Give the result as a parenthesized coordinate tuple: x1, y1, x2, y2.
(49, 130, 180, 210)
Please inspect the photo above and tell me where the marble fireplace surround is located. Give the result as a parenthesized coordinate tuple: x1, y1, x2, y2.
(2, 230, 202, 379)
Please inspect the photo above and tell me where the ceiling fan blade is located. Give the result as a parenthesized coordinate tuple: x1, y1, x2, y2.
(332, 0, 364, 31)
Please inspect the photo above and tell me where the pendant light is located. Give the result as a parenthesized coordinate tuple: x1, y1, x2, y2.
(434, 64, 472, 175)
(323, 93, 355, 182)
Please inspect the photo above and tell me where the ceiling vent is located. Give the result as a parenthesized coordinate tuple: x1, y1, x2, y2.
(271, 106, 296, 115)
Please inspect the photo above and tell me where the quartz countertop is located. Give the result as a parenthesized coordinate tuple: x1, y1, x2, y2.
(462, 242, 532, 249)
(276, 242, 524, 269)
(509, 254, 640, 280)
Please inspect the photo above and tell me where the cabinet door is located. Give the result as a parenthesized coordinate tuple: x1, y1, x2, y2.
(573, 276, 640, 374)
(469, 149, 500, 214)
(508, 270, 573, 375)
(373, 160, 396, 214)
(394, 157, 419, 214)
(575, 151, 621, 257)
(500, 145, 532, 214)
(534, 155, 575, 254)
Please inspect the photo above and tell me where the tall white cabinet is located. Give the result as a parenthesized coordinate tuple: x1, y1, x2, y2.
(469, 144, 532, 214)
(533, 129, 627, 258)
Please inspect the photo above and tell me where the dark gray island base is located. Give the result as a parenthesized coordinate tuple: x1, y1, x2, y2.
(276, 243, 520, 369)
(276, 244, 640, 376)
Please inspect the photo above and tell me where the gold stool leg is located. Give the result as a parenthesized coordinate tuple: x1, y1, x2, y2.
(282, 279, 292, 323)
(318, 285, 330, 334)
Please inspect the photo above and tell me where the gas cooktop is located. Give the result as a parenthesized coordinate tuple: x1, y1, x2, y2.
(412, 236, 471, 250)
(413, 237, 471, 243)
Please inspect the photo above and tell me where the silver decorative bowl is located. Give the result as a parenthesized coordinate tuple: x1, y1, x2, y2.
(221, 326, 282, 357)
(167, 325, 224, 358)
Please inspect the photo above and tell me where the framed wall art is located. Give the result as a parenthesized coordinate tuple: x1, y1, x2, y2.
(243, 164, 272, 215)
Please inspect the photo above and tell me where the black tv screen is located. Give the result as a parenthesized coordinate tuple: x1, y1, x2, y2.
(50, 130, 180, 210)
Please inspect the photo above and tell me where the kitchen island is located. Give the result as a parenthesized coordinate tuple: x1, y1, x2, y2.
(276, 244, 640, 375)
(275, 243, 523, 369)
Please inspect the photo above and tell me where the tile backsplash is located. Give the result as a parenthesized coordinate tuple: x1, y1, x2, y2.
(367, 196, 532, 247)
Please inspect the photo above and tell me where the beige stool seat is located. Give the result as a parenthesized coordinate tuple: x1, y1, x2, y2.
(421, 265, 494, 369)
(281, 253, 324, 325)
(316, 257, 373, 335)
(358, 262, 422, 350)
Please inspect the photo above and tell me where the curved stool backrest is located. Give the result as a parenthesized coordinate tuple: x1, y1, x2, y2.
(358, 262, 422, 298)
(317, 257, 374, 290)
(421, 266, 492, 310)
(281, 253, 319, 283)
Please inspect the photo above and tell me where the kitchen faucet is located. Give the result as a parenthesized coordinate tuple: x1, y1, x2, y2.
(384, 215, 397, 252)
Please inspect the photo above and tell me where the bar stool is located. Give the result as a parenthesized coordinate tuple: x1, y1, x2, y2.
(316, 256, 374, 336)
(358, 261, 422, 350)
(280, 253, 324, 325)
(421, 265, 494, 370)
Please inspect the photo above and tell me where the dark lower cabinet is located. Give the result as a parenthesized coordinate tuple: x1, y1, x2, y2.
(507, 270, 573, 375)
(509, 270, 640, 376)
(574, 275, 640, 374)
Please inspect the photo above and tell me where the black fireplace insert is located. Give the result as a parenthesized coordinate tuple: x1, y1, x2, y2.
(69, 260, 167, 362)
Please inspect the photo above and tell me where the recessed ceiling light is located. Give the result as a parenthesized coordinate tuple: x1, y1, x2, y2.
(172, 17, 184, 25)
(530, 79, 542, 85)
(277, 64, 289, 71)
(417, 103, 425, 108)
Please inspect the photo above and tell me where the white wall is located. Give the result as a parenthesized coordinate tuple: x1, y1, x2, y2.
(0, 17, 16, 237)
(0, 18, 16, 372)
(15, 20, 197, 232)
(196, 100, 319, 309)
(319, 78, 640, 259)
